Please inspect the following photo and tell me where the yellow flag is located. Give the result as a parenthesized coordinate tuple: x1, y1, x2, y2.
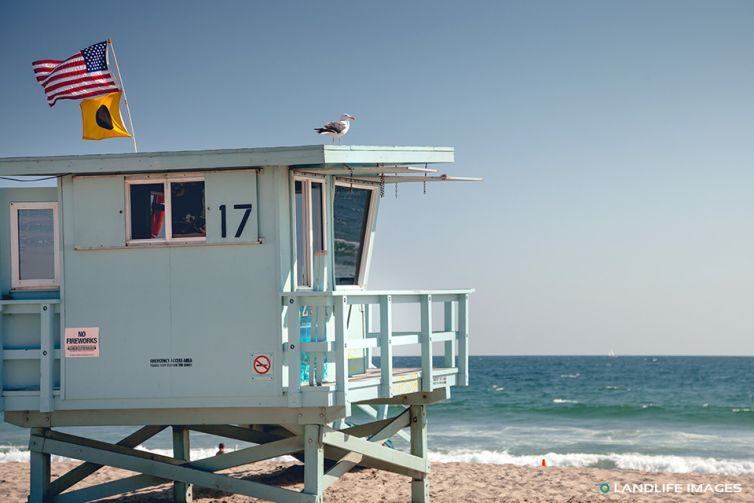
(80, 91, 132, 140)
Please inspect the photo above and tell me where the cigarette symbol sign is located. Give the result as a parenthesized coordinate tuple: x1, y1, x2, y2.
(252, 354, 271, 375)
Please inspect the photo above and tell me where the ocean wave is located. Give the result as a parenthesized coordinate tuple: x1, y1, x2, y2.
(560, 373, 581, 378)
(478, 402, 754, 424)
(428, 450, 754, 475)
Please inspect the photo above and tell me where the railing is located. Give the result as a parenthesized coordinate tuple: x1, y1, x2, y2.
(0, 299, 61, 413)
(282, 290, 470, 407)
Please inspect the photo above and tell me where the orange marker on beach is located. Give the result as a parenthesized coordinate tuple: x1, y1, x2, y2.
(541, 459, 547, 467)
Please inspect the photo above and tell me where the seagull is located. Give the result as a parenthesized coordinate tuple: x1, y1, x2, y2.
(315, 113, 356, 143)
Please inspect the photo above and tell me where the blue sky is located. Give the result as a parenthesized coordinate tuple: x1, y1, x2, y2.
(2, 1, 754, 354)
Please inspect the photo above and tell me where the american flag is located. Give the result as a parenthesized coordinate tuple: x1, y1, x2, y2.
(32, 41, 120, 107)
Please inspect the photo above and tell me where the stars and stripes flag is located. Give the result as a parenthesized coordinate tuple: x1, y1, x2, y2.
(32, 41, 120, 107)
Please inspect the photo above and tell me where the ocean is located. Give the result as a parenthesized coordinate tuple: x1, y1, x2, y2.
(1, 356, 752, 475)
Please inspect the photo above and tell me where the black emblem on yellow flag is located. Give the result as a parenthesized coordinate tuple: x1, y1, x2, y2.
(95, 105, 114, 130)
(80, 91, 131, 140)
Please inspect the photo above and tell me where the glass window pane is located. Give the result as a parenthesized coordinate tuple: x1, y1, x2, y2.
(17, 208, 55, 280)
(129, 183, 165, 240)
(333, 186, 372, 286)
(171, 181, 206, 238)
(311, 182, 324, 253)
(295, 181, 308, 285)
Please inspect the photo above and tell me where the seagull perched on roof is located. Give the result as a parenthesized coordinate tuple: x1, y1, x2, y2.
(315, 113, 356, 143)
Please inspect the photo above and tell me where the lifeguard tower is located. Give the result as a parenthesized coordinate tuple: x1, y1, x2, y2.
(0, 145, 475, 503)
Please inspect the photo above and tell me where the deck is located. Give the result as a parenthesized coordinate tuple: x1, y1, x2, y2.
(0, 289, 470, 419)
(284, 290, 470, 412)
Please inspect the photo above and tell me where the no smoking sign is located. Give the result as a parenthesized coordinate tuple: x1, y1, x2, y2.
(251, 353, 272, 381)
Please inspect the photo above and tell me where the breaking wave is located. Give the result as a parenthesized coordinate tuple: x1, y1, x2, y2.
(428, 450, 754, 476)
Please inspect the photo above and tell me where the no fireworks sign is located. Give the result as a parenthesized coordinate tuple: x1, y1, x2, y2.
(251, 353, 272, 381)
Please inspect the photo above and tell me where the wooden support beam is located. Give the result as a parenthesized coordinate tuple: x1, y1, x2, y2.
(49, 425, 165, 496)
(5, 406, 346, 428)
(355, 386, 450, 406)
(55, 473, 164, 503)
(323, 410, 412, 489)
(354, 403, 410, 442)
(188, 424, 287, 444)
(368, 408, 411, 443)
(410, 405, 429, 502)
(29, 428, 51, 503)
(304, 425, 324, 501)
(32, 432, 312, 503)
(55, 435, 306, 503)
(322, 451, 363, 490)
(322, 428, 426, 475)
(339, 415, 398, 438)
(172, 426, 192, 502)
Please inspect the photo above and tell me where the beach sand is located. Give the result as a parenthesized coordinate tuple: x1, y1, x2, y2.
(0, 461, 752, 502)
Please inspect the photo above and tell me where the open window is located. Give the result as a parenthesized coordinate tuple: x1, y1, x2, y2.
(333, 182, 377, 288)
(126, 176, 206, 244)
(293, 177, 326, 288)
(10, 202, 60, 290)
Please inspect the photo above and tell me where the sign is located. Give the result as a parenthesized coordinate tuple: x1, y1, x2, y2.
(64, 327, 100, 357)
(149, 357, 193, 368)
(251, 353, 272, 380)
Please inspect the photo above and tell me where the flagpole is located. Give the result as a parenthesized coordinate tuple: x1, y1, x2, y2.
(107, 38, 138, 153)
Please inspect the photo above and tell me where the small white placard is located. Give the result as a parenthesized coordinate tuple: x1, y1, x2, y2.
(64, 327, 100, 358)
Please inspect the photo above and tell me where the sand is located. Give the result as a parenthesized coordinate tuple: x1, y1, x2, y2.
(0, 461, 752, 502)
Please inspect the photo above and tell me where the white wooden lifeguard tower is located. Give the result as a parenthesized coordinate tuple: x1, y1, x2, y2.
(0, 145, 475, 502)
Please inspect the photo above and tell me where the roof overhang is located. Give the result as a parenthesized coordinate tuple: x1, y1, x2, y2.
(0, 145, 455, 177)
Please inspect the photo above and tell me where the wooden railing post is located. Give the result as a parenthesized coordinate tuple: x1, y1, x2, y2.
(379, 295, 393, 398)
(313, 305, 327, 386)
(420, 294, 433, 392)
(458, 294, 469, 386)
(286, 297, 302, 407)
(443, 301, 456, 369)
(334, 295, 349, 408)
(40, 304, 54, 413)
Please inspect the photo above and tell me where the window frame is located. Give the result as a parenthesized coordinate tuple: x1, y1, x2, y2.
(125, 173, 207, 245)
(292, 175, 328, 289)
(10, 201, 60, 290)
(332, 180, 379, 290)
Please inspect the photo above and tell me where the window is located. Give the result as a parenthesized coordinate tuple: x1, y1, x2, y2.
(126, 177, 206, 243)
(10, 202, 60, 290)
(333, 184, 376, 287)
(293, 177, 326, 287)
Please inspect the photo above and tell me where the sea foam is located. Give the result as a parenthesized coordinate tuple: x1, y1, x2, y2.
(428, 450, 754, 476)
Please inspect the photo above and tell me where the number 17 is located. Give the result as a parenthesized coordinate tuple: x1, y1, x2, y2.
(219, 203, 253, 238)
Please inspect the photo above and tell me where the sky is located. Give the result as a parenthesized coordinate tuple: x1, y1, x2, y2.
(1, 1, 753, 355)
